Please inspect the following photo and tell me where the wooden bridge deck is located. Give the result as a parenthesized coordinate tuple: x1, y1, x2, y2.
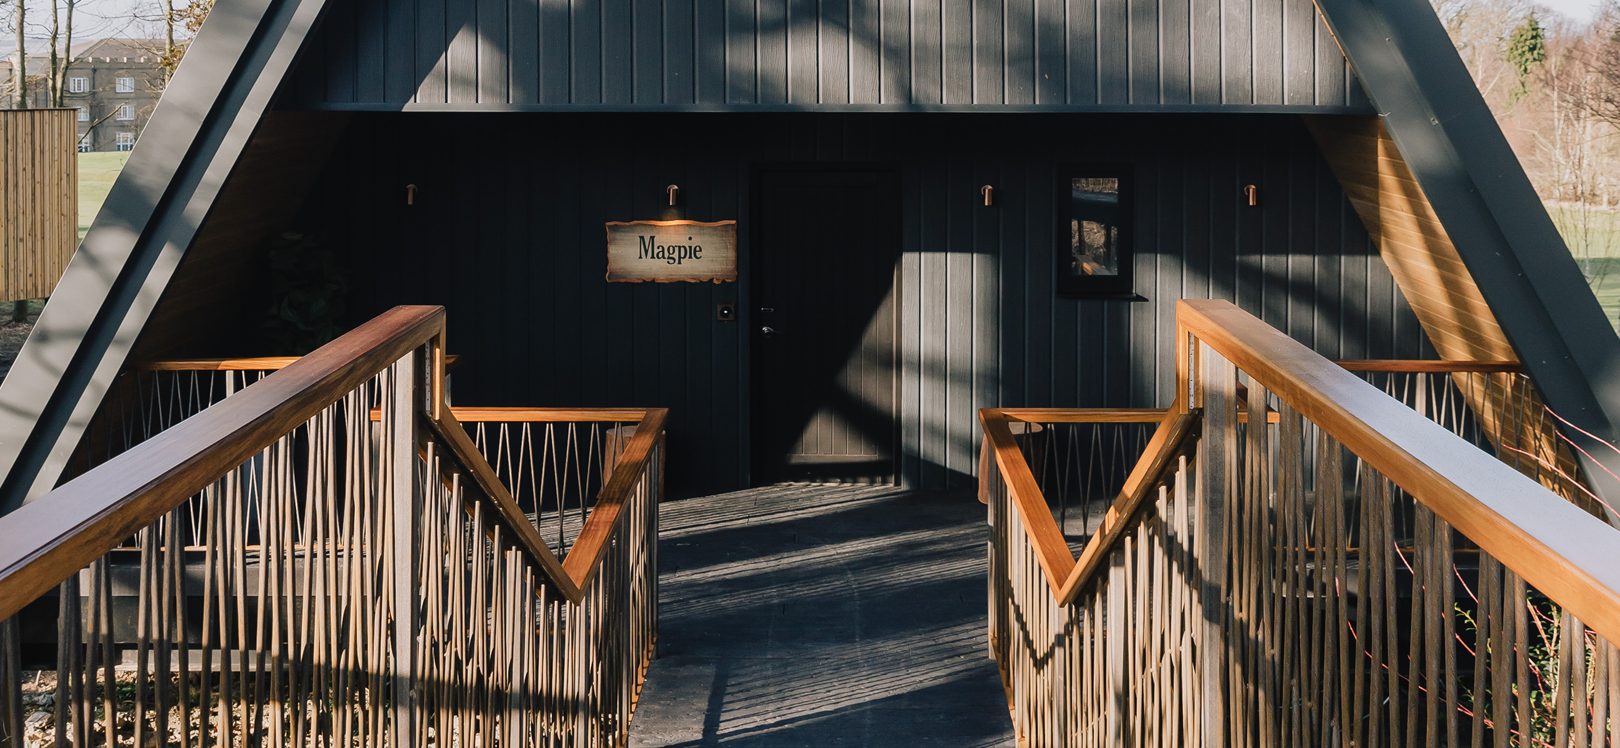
(629, 485, 1016, 748)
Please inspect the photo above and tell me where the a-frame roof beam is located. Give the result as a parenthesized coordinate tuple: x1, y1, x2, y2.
(1314, 0, 1620, 523)
(0, 0, 334, 512)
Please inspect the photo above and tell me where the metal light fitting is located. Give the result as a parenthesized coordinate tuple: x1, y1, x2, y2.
(667, 185, 680, 206)
(981, 185, 995, 206)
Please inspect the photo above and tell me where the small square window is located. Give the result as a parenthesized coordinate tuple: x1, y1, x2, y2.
(115, 77, 135, 93)
(116, 132, 136, 151)
(116, 104, 134, 120)
(76, 106, 88, 122)
(68, 77, 88, 93)
(1056, 164, 1137, 299)
(77, 135, 91, 152)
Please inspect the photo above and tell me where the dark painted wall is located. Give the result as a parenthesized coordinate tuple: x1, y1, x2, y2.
(293, 111, 1429, 493)
(278, 0, 1374, 110)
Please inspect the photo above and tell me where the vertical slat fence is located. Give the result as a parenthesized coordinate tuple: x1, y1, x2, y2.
(0, 109, 77, 303)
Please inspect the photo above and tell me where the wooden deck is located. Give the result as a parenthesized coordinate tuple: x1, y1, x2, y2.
(630, 485, 1016, 748)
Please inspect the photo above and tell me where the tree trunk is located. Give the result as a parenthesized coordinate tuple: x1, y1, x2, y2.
(13, 0, 24, 108)
(48, 0, 59, 107)
(164, 0, 175, 84)
(59, 0, 74, 110)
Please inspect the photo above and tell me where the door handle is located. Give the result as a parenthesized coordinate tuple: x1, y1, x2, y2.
(761, 326, 778, 337)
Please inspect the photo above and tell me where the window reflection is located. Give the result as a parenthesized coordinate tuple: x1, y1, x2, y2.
(1070, 177, 1121, 278)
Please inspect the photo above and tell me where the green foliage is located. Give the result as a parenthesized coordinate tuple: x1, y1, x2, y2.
(1507, 13, 1547, 104)
(262, 232, 349, 355)
(1455, 590, 1578, 745)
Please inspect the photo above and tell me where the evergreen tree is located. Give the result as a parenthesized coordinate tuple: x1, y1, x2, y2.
(1507, 13, 1547, 104)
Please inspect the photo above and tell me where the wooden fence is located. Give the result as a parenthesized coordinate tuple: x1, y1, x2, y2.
(0, 109, 77, 304)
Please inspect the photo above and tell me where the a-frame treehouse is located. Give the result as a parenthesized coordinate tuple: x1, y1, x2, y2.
(2, 0, 1620, 742)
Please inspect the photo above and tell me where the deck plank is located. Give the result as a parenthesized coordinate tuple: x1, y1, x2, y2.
(630, 485, 1016, 747)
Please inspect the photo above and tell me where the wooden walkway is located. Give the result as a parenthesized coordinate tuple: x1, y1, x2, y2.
(629, 485, 1016, 748)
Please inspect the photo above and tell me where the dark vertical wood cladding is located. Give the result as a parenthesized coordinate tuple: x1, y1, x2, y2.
(130, 112, 354, 361)
(279, 0, 1372, 108)
(293, 112, 1427, 493)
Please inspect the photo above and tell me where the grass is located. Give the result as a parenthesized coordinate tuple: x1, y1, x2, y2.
(1547, 204, 1620, 331)
(77, 152, 131, 240)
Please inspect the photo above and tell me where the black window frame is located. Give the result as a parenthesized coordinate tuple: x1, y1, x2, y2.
(1055, 163, 1137, 299)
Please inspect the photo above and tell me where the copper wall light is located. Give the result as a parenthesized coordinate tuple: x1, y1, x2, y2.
(667, 185, 681, 206)
(981, 185, 995, 206)
(1244, 184, 1259, 207)
(406, 184, 417, 205)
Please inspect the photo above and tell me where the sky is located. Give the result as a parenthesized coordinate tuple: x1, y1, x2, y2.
(1541, 0, 1604, 22)
(1, 0, 174, 54)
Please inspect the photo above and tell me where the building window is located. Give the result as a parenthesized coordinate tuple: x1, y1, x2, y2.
(77, 134, 91, 152)
(116, 104, 134, 120)
(116, 132, 136, 151)
(1056, 164, 1136, 299)
(116, 77, 135, 93)
(68, 77, 88, 93)
(76, 106, 88, 122)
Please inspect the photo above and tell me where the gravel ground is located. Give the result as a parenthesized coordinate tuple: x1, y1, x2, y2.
(0, 300, 42, 382)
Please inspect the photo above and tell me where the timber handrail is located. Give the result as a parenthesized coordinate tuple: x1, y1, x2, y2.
(562, 408, 668, 589)
(57, 340, 668, 606)
(1180, 298, 1620, 645)
(0, 306, 448, 622)
(1057, 408, 1198, 605)
(980, 403, 1201, 604)
(370, 405, 652, 422)
(137, 353, 463, 371)
(424, 408, 582, 601)
(398, 404, 667, 600)
(1331, 358, 1522, 373)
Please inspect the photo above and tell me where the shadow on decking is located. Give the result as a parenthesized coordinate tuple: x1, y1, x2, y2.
(630, 485, 1015, 748)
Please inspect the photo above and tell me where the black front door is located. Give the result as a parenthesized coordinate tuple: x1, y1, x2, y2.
(752, 168, 901, 484)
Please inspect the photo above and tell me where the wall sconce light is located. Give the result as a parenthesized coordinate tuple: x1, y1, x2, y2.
(667, 185, 681, 206)
(981, 185, 995, 206)
(406, 184, 417, 205)
(1243, 184, 1259, 207)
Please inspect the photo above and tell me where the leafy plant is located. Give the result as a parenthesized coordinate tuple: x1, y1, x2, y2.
(1507, 13, 1547, 104)
(1455, 589, 1591, 746)
(262, 232, 350, 355)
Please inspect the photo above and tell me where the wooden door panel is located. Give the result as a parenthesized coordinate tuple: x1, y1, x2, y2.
(752, 169, 900, 484)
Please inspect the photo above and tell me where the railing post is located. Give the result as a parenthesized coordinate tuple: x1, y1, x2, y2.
(1106, 547, 1126, 748)
(1196, 340, 1234, 748)
(390, 347, 422, 747)
(0, 616, 18, 748)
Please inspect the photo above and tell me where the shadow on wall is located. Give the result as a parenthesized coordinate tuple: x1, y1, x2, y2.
(294, 109, 1426, 495)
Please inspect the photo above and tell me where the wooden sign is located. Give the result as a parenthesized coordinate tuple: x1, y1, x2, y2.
(606, 220, 738, 283)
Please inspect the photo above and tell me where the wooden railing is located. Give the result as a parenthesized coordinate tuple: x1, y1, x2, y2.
(983, 299, 1620, 748)
(0, 307, 664, 748)
(975, 409, 1166, 548)
(1334, 359, 1608, 522)
(64, 354, 460, 479)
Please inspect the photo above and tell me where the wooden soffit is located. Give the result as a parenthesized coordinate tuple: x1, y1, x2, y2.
(1304, 115, 1517, 363)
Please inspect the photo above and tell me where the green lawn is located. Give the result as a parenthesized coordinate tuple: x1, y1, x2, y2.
(1547, 205, 1620, 331)
(77, 152, 131, 240)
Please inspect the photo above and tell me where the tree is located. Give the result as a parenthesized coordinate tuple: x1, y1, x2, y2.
(142, 0, 212, 83)
(49, 0, 77, 107)
(12, 0, 24, 108)
(1507, 12, 1547, 103)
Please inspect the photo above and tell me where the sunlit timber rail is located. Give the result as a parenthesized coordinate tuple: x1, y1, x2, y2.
(982, 298, 1620, 748)
(0, 306, 666, 748)
(1332, 358, 1613, 523)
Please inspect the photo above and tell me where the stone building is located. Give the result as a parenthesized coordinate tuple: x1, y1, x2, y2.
(0, 38, 170, 152)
